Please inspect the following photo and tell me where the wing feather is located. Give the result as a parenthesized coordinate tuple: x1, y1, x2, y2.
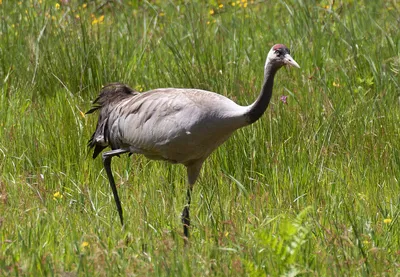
(89, 86, 248, 163)
(106, 88, 247, 163)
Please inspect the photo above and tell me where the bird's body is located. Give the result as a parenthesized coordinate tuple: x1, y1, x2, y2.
(87, 44, 300, 240)
(98, 88, 248, 165)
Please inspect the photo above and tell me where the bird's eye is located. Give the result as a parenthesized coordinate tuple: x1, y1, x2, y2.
(274, 50, 282, 57)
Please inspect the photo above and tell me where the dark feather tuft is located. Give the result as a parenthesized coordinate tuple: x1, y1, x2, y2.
(86, 83, 138, 115)
(87, 83, 139, 159)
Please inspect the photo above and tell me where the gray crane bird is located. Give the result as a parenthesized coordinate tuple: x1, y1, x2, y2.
(87, 44, 300, 239)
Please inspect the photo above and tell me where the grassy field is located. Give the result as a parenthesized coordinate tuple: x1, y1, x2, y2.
(1, 0, 399, 276)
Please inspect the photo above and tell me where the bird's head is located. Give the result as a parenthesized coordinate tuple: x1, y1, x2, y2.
(266, 44, 300, 69)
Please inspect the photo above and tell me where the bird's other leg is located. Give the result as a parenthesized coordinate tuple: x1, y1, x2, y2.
(102, 149, 129, 226)
(182, 162, 203, 242)
(182, 187, 192, 239)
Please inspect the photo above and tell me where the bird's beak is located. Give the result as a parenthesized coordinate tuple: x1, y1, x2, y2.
(283, 54, 300, 68)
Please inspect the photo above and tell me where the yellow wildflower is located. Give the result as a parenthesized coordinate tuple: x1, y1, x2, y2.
(332, 81, 340, 87)
(92, 15, 104, 25)
(82, 3, 87, 9)
(159, 12, 165, 17)
(55, 3, 60, 10)
(81, 241, 89, 248)
(53, 191, 63, 200)
(218, 4, 223, 8)
(383, 218, 392, 224)
(209, 9, 214, 15)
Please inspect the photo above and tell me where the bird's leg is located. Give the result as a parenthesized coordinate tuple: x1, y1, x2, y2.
(182, 163, 203, 242)
(181, 187, 192, 239)
(102, 149, 129, 226)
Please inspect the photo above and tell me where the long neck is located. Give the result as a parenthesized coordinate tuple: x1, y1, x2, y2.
(245, 62, 279, 124)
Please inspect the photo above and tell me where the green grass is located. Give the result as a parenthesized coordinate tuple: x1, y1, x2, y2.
(1, 0, 399, 276)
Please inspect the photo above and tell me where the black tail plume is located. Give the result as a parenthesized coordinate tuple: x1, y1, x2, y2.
(87, 83, 139, 159)
(86, 83, 138, 114)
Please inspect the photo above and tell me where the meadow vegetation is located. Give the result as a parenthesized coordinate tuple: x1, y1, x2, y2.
(0, 0, 399, 276)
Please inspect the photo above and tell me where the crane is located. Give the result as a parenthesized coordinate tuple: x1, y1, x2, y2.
(87, 44, 300, 239)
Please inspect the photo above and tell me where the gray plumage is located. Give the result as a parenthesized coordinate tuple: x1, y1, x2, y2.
(87, 44, 300, 240)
